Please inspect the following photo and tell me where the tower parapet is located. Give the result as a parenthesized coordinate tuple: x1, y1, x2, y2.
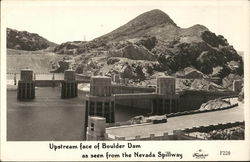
(20, 69, 33, 81)
(156, 76, 176, 95)
(90, 76, 111, 97)
(64, 70, 76, 81)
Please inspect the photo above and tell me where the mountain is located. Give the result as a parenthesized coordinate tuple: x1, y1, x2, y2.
(53, 9, 209, 54)
(96, 9, 178, 42)
(6, 9, 243, 91)
(7, 28, 57, 51)
(95, 9, 210, 44)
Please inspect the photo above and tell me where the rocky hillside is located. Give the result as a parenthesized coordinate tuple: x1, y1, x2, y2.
(7, 28, 57, 51)
(52, 9, 244, 89)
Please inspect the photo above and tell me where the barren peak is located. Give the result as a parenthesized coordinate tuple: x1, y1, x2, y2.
(129, 9, 177, 27)
(143, 9, 167, 16)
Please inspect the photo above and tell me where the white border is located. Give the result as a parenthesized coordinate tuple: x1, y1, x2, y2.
(1, 0, 250, 161)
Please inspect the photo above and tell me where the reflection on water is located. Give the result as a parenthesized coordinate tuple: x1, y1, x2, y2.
(7, 87, 150, 141)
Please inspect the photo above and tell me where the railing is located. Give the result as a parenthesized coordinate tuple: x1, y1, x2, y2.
(7, 73, 64, 84)
(105, 131, 171, 141)
(181, 121, 244, 135)
(7, 73, 91, 86)
(106, 121, 244, 141)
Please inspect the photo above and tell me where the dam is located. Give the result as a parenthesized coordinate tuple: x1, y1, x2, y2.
(7, 69, 243, 141)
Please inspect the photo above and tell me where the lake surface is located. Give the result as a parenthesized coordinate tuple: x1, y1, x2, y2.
(7, 87, 150, 141)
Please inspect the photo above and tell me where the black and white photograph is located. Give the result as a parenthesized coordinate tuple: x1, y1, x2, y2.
(1, 0, 249, 161)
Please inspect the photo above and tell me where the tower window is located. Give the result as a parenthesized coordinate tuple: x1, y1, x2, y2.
(90, 123, 94, 131)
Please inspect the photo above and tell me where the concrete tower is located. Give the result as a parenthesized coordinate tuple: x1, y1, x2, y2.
(61, 69, 78, 98)
(86, 116, 106, 141)
(17, 69, 35, 100)
(85, 76, 115, 125)
(152, 76, 179, 115)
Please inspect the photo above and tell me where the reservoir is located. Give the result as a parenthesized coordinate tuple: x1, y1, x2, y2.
(7, 87, 150, 141)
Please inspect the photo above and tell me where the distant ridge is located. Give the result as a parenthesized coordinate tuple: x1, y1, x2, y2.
(7, 28, 57, 51)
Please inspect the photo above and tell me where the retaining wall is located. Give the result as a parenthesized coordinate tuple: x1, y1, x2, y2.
(178, 90, 238, 111)
(112, 85, 155, 110)
(167, 102, 238, 118)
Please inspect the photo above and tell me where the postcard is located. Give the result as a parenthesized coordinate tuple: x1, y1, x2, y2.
(0, 0, 249, 161)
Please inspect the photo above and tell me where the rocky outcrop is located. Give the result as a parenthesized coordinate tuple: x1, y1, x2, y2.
(51, 56, 73, 73)
(51, 60, 70, 73)
(135, 36, 157, 51)
(201, 31, 228, 47)
(108, 44, 156, 61)
(222, 74, 243, 90)
(238, 87, 244, 102)
(176, 67, 205, 79)
(53, 41, 85, 54)
(199, 98, 230, 110)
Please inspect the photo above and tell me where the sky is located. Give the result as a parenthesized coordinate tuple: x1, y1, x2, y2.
(2, 0, 249, 52)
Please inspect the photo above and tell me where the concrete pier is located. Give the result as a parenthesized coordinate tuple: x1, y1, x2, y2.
(17, 69, 35, 100)
(61, 70, 78, 99)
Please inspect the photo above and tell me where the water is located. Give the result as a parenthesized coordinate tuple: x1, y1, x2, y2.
(7, 87, 150, 141)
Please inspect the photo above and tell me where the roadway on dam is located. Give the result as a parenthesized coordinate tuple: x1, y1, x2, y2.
(106, 98, 244, 139)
